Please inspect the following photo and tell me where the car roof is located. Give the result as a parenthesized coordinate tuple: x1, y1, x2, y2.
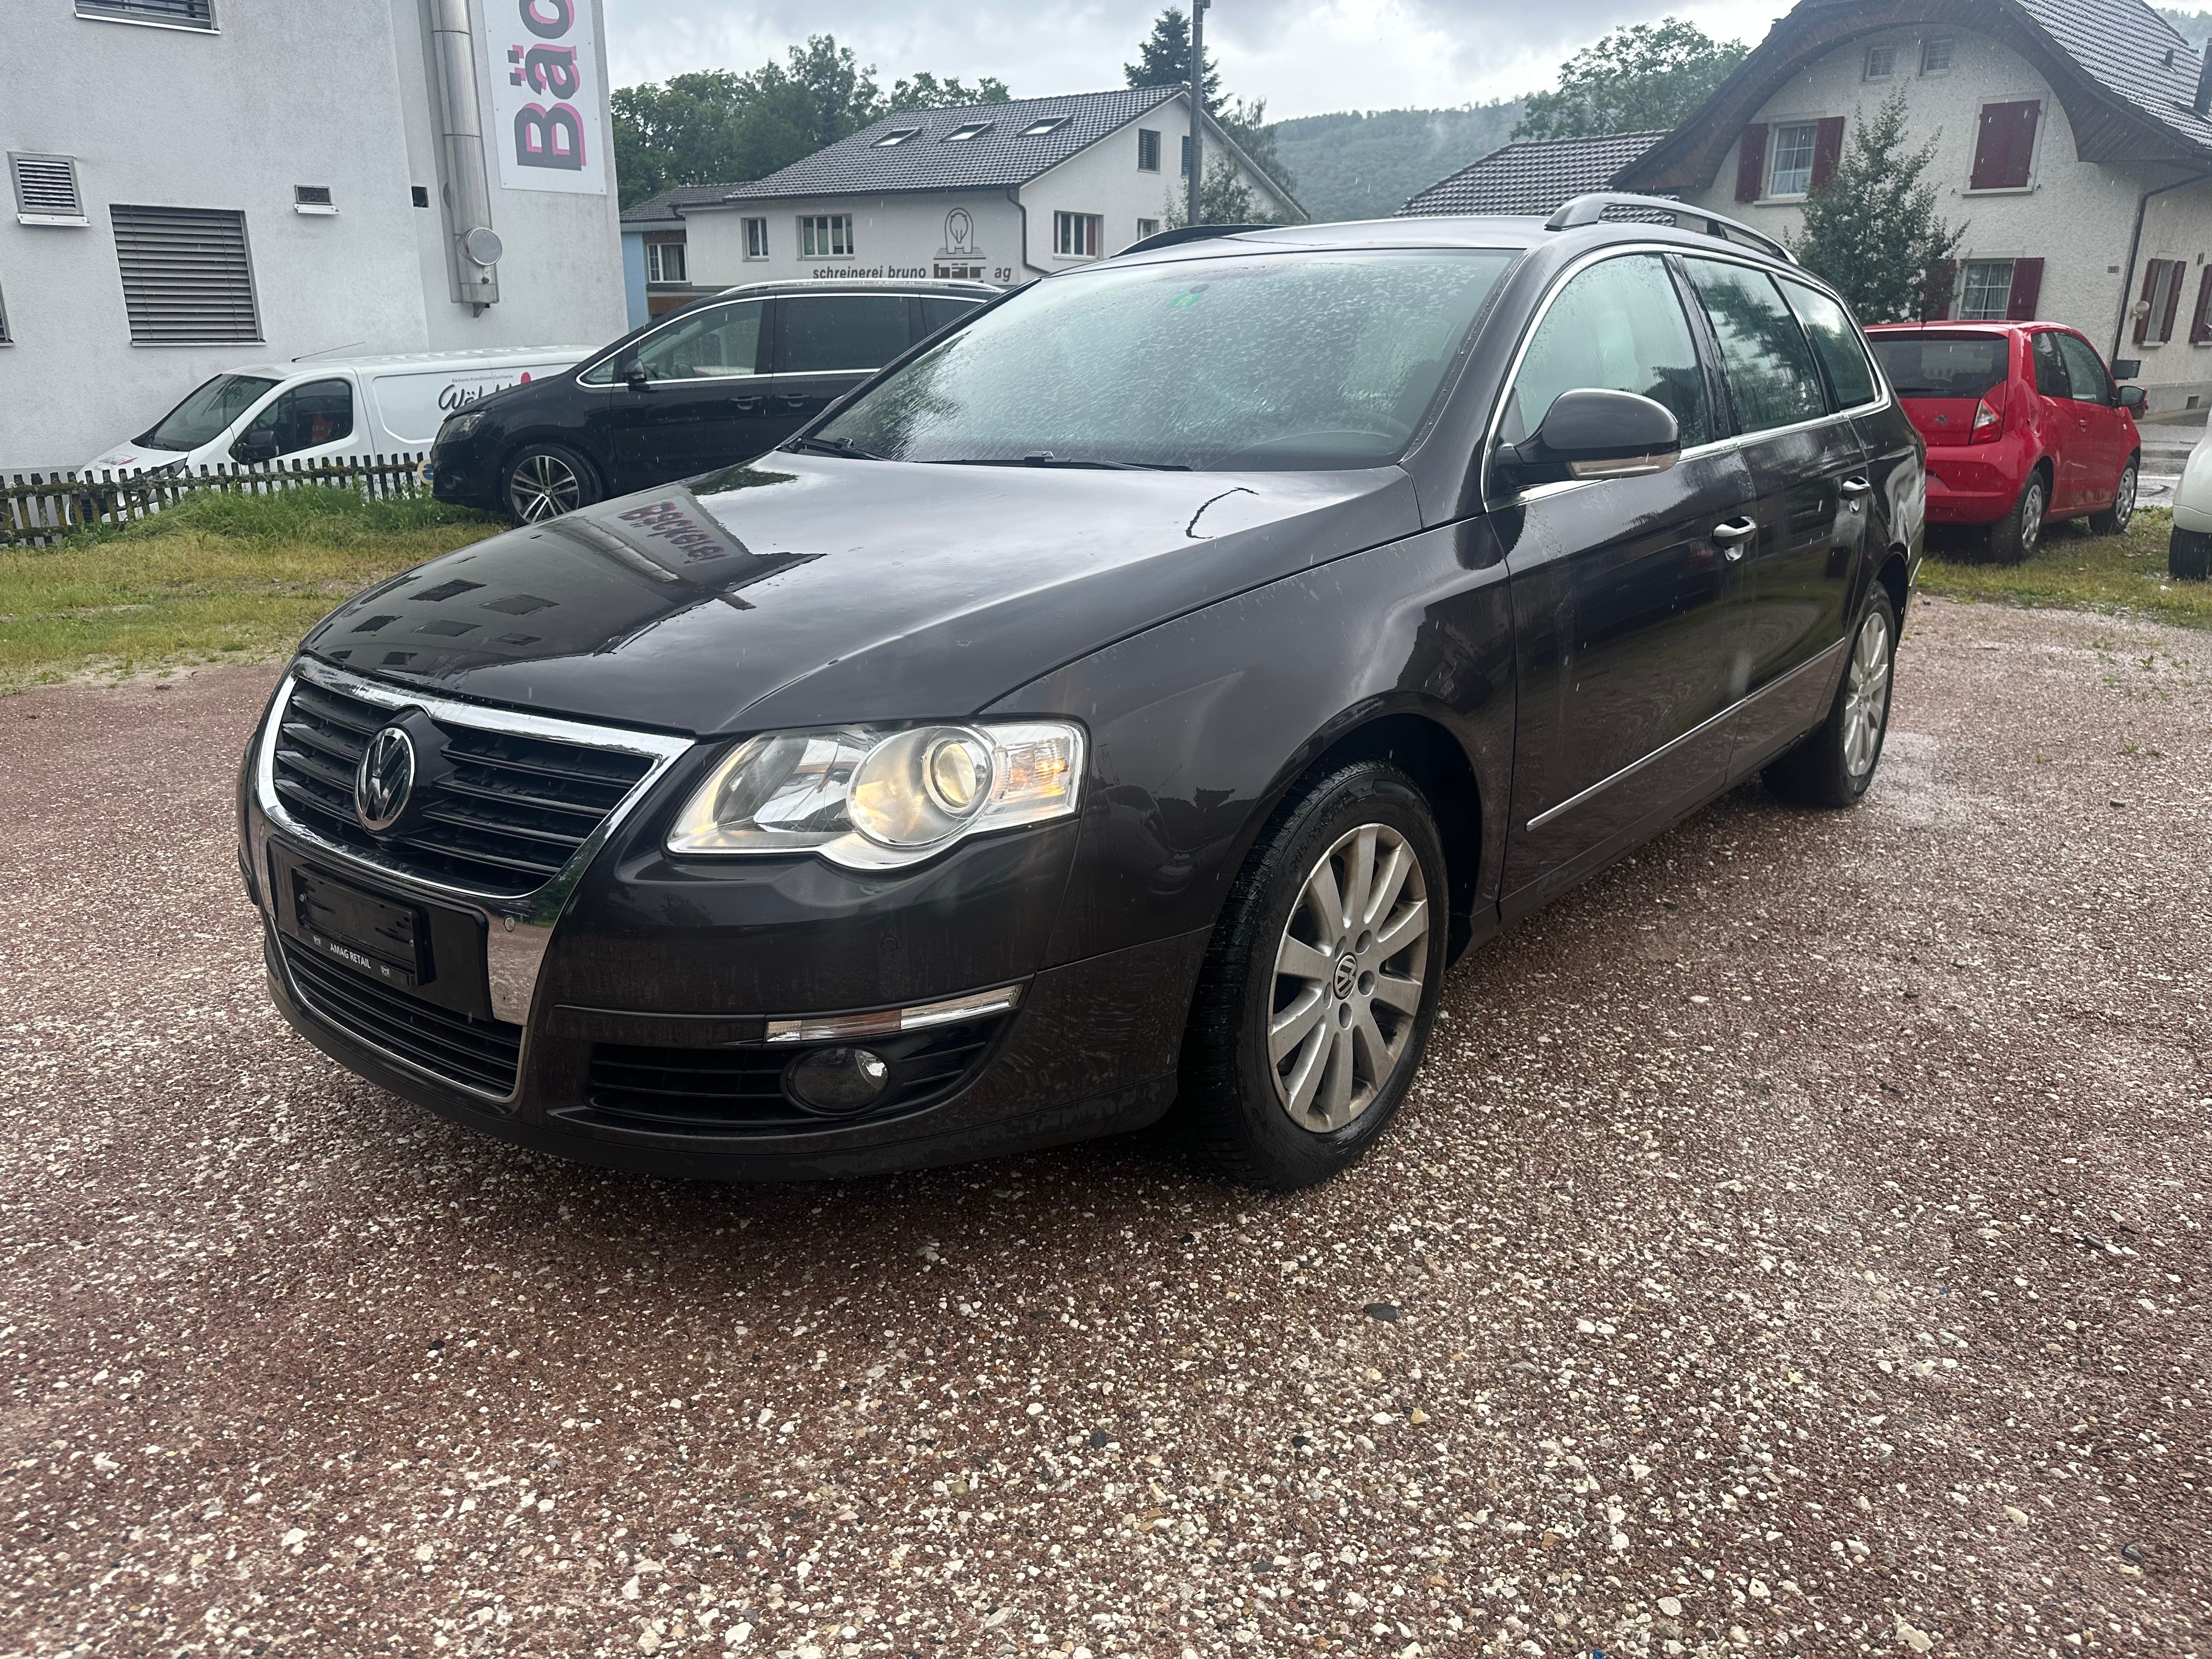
(1864, 321, 2051, 334)
(218, 346, 597, 377)
(709, 278, 1001, 300)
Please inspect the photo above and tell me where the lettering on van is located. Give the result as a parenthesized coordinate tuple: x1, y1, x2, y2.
(490, 0, 606, 195)
(438, 374, 533, 414)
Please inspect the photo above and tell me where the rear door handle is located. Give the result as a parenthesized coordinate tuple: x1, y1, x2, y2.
(1713, 516, 1757, 561)
(1839, 475, 1872, 499)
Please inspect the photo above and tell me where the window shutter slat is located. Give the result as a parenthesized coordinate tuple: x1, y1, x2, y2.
(2006, 257, 2044, 320)
(2193, 268, 2212, 345)
(1735, 125, 1767, 202)
(110, 204, 259, 345)
(1810, 117, 1846, 191)
(2160, 259, 2186, 342)
(2134, 262, 2160, 345)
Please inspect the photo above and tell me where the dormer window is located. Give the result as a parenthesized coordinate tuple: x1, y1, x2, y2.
(943, 122, 994, 142)
(873, 127, 922, 147)
(1018, 116, 1069, 137)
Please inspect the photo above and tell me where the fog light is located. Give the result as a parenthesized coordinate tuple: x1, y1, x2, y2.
(785, 1045, 891, 1115)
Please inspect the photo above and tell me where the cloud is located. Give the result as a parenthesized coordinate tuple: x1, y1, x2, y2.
(602, 0, 1787, 120)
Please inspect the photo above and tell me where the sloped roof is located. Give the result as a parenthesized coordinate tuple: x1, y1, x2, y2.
(719, 87, 1186, 202)
(1398, 132, 1670, 216)
(620, 184, 746, 227)
(1620, 0, 2212, 193)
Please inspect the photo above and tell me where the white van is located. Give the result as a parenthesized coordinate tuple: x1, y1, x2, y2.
(81, 347, 593, 478)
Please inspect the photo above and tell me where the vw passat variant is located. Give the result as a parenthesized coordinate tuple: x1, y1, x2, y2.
(241, 200, 1924, 1189)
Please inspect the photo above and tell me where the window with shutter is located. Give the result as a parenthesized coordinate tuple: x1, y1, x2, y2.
(75, 0, 216, 26)
(10, 154, 87, 225)
(110, 204, 259, 345)
(2192, 268, 2212, 345)
(1735, 125, 1767, 202)
(1970, 101, 2040, 190)
(2158, 259, 2186, 341)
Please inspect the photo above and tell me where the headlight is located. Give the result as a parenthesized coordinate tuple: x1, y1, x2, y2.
(667, 720, 1084, 869)
(441, 410, 485, 442)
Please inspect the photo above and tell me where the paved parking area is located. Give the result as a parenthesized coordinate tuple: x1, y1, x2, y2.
(3, 596, 2208, 1659)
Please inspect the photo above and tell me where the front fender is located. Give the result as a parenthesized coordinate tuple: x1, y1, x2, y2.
(986, 520, 1517, 969)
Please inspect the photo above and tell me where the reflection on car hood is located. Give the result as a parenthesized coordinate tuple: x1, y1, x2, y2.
(300, 453, 1421, 734)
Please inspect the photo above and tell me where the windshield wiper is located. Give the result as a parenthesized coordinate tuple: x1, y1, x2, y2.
(785, 435, 890, 460)
(935, 454, 1190, 471)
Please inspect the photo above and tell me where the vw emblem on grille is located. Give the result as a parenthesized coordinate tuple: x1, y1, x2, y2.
(356, 724, 419, 833)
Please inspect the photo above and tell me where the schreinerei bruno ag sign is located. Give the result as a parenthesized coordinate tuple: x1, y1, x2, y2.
(802, 210, 1012, 284)
(489, 0, 606, 197)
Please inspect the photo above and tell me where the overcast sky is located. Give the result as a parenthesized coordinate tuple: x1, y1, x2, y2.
(601, 0, 1790, 122)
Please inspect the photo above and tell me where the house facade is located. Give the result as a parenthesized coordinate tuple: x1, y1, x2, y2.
(1617, 0, 2212, 410)
(2, 0, 627, 467)
(625, 88, 1297, 311)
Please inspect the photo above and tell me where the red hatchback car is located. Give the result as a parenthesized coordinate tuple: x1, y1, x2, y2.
(1865, 322, 2143, 561)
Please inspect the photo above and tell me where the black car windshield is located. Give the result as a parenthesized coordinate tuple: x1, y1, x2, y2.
(1869, 335, 2009, 399)
(811, 249, 1516, 471)
(137, 373, 280, 452)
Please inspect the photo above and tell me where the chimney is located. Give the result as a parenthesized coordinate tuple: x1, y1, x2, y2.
(2196, 43, 2212, 115)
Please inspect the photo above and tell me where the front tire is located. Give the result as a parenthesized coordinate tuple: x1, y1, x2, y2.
(1987, 468, 2048, 563)
(504, 443, 601, 523)
(1181, 761, 1449, 1190)
(1763, 587, 1898, 809)
(2089, 459, 2137, 535)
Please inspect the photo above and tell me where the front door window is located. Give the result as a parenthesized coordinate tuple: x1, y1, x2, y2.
(634, 302, 766, 382)
(1508, 252, 1712, 452)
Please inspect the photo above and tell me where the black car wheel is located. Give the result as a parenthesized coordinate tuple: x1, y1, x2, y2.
(2089, 459, 2137, 535)
(1764, 586, 1898, 809)
(504, 443, 600, 523)
(1987, 468, 2047, 564)
(1182, 760, 1448, 1190)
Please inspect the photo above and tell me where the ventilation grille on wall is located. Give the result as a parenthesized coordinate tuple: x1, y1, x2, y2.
(110, 204, 259, 344)
(75, 0, 217, 29)
(10, 155, 87, 225)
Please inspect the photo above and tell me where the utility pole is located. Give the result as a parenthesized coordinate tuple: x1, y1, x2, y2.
(1186, 0, 1208, 226)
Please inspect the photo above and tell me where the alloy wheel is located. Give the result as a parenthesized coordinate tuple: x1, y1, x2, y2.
(1841, 607, 1893, 779)
(2113, 463, 2137, 529)
(1268, 822, 1429, 1132)
(2019, 478, 2044, 558)
(510, 452, 583, 522)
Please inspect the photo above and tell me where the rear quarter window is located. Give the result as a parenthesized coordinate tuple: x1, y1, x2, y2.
(1682, 257, 1829, 433)
(1780, 279, 1880, 409)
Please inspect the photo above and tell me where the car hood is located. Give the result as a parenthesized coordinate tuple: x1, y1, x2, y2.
(300, 453, 1422, 735)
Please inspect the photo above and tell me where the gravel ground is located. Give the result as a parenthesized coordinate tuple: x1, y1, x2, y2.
(2, 597, 2207, 1659)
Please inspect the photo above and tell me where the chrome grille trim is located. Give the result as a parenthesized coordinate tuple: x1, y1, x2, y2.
(252, 659, 694, 1033)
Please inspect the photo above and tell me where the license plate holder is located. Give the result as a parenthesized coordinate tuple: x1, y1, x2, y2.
(291, 866, 427, 990)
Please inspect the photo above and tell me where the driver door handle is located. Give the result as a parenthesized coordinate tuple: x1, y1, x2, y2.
(1713, 516, 1757, 561)
(1839, 475, 1872, 498)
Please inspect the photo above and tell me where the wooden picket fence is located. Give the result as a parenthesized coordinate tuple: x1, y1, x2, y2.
(1, 451, 430, 548)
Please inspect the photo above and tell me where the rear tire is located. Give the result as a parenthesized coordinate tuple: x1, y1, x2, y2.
(1987, 468, 2048, 564)
(504, 443, 601, 523)
(1763, 588, 1898, 809)
(2089, 459, 2137, 535)
(1181, 761, 1449, 1191)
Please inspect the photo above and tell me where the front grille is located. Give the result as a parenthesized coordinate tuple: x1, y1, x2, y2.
(270, 677, 656, 897)
(577, 1017, 1005, 1137)
(281, 939, 523, 1098)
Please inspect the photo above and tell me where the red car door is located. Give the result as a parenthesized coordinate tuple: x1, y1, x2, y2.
(2053, 330, 2129, 503)
(2028, 330, 2085, 510)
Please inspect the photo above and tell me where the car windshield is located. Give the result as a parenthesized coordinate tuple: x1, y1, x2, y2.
(811, 249, 1516, 471)
(1869, 335, 2009, 399)
(136, 373, 280, 452)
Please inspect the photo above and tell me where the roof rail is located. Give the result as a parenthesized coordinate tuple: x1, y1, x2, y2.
(1118, 222, 1277, 256)
(1544, 193, 1796, 264)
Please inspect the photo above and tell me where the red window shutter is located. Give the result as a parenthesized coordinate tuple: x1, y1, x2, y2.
(1921, 257, 1955, 320)
(2161, 259, 2187, 341)
(2134, 261, 2162, 345)
(1810, 117, 1846, 191)
(1736, 124, 1768, 202)
(2005, 257, 2044, 320)
(1971, 100, 2040, 190)
(2193, 268, 2212, 345)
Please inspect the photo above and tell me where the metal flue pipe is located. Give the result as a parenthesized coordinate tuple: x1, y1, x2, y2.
(1187, 0, 1208, 226)
(429, 0, 501, 310)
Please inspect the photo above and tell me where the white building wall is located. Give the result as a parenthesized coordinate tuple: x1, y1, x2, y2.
(0, 0, 625, 469)
(1681, 25, 2212, 409)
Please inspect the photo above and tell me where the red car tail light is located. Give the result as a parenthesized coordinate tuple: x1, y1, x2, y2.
(1968, 385, 2007, 444)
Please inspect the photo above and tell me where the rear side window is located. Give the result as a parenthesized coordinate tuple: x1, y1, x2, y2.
(782, 295, 912, 373)
(1780, 279, 1879, 408)
(1683, 257, 1827, 433)
(2053, 332, 2113, 405)
(1508, 253, 1712, 449)
(918, 296, 981, 336)
(237, 377, 354, 458)
(1866, 334, 2009, 399)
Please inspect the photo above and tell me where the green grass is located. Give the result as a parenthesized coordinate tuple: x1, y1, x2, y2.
(0, 487, 501, 691)
(1916, 506, 2212, 630)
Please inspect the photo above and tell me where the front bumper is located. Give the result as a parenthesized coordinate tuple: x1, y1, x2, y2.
(241, 664, 1202, 1180)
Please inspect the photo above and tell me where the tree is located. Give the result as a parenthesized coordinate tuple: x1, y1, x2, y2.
(1125, 7, 1219, 104)
(1163, 156, 1288, 228)
(1512, 18, 1747, 140)
(612, 37, 1011, 208)
(1791, 91, 1963, 323)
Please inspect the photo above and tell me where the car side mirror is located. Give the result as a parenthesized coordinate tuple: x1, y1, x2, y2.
(2117, 383, 2146, 411)
(622, 359, 650, 392)
(232, 430, 279, 464)
(1498, 388, 1681, 488)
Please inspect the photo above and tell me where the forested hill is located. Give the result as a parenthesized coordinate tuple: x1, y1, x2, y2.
(2159, 8, 2212, 44)
(1268, 104, 1527, 223)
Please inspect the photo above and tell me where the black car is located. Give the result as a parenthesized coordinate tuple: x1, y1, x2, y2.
(241, 197, 1922, 1190)
(426, 279, 996, 521)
